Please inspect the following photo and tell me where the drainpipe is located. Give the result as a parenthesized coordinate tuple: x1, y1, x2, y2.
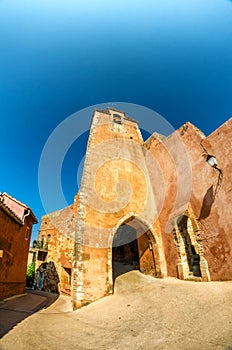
(23, 209, 30, 224)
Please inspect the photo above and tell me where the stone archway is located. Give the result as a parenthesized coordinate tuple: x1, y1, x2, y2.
(109, 216, 163, 289)
(112, 224, 140, 280)
(172, 208, 210, 281)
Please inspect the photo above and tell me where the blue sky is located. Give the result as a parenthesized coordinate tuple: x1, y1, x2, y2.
(0, 0, 232, 241)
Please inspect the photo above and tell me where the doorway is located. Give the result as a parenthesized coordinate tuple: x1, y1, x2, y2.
(112, 224, 140, 280)
(174, 215, 202, 279)
(112, 219, 157, 282)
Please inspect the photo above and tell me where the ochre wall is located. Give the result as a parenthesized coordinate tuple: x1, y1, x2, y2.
(38, 109, 232, 308)
(73, 109, 166, 308)
(144, 134, 180, 277)
(0, 210, 33, 300)
(145, 118, 232, 281)
(191, 119, 232, 280)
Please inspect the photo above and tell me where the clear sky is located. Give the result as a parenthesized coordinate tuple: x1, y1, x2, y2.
(1, 0, 232, 241)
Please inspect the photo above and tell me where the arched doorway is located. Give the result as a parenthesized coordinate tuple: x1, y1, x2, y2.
(177, 215, 201, 277)
(111, 218, 157, 282)
(173, 210, 210, 281)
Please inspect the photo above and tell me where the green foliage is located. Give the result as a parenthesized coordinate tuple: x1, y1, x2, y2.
(26, 262, 35, 287)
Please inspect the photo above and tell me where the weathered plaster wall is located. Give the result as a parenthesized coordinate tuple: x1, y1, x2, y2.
(0, 211, 33, 300)
(144, 134, 180, 277)
(38, 108, 232, 308)
(145, 118, 232, 281)
(192, 119, 232, 280)
(73, 109, 166, 308)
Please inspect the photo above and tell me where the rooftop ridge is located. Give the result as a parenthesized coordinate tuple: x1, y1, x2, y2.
(0, 199, 23, 224)
(1, 192, 38, 223)
(205, 116, 232, 139)
(42, 204, 73, 219)
(3, 192, 28, 208)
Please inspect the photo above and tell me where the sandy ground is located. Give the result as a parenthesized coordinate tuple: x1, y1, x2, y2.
(1, 271, 232, 350)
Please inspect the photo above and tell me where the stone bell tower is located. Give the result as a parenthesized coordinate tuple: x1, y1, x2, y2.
(72, 108, 167, 308)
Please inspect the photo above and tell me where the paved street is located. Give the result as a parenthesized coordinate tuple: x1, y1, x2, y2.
(0, 290, 58, 338)
(0, 272, 232, 349)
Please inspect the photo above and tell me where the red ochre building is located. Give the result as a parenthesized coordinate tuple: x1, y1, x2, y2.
(36, 108, 232, 309)
(0, 192, 37, 300)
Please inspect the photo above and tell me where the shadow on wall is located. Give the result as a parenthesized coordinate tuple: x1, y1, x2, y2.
(198, 185, 214, 220)
(198, 169, 223, 220)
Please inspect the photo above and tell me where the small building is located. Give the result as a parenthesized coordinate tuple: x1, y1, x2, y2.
(0, 192, 37, 300)
(35, 194, 78, 295)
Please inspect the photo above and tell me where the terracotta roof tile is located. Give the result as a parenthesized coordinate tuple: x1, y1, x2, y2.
(0, 199, 23, 224)
(0, 192, 38, 224)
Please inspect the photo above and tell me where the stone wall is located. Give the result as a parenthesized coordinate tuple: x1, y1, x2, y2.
(37, 194, 78, 295)
(34, 261, 60, 293)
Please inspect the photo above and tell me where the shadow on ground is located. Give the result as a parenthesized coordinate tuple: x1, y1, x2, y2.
(0, 290, 58, 338)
